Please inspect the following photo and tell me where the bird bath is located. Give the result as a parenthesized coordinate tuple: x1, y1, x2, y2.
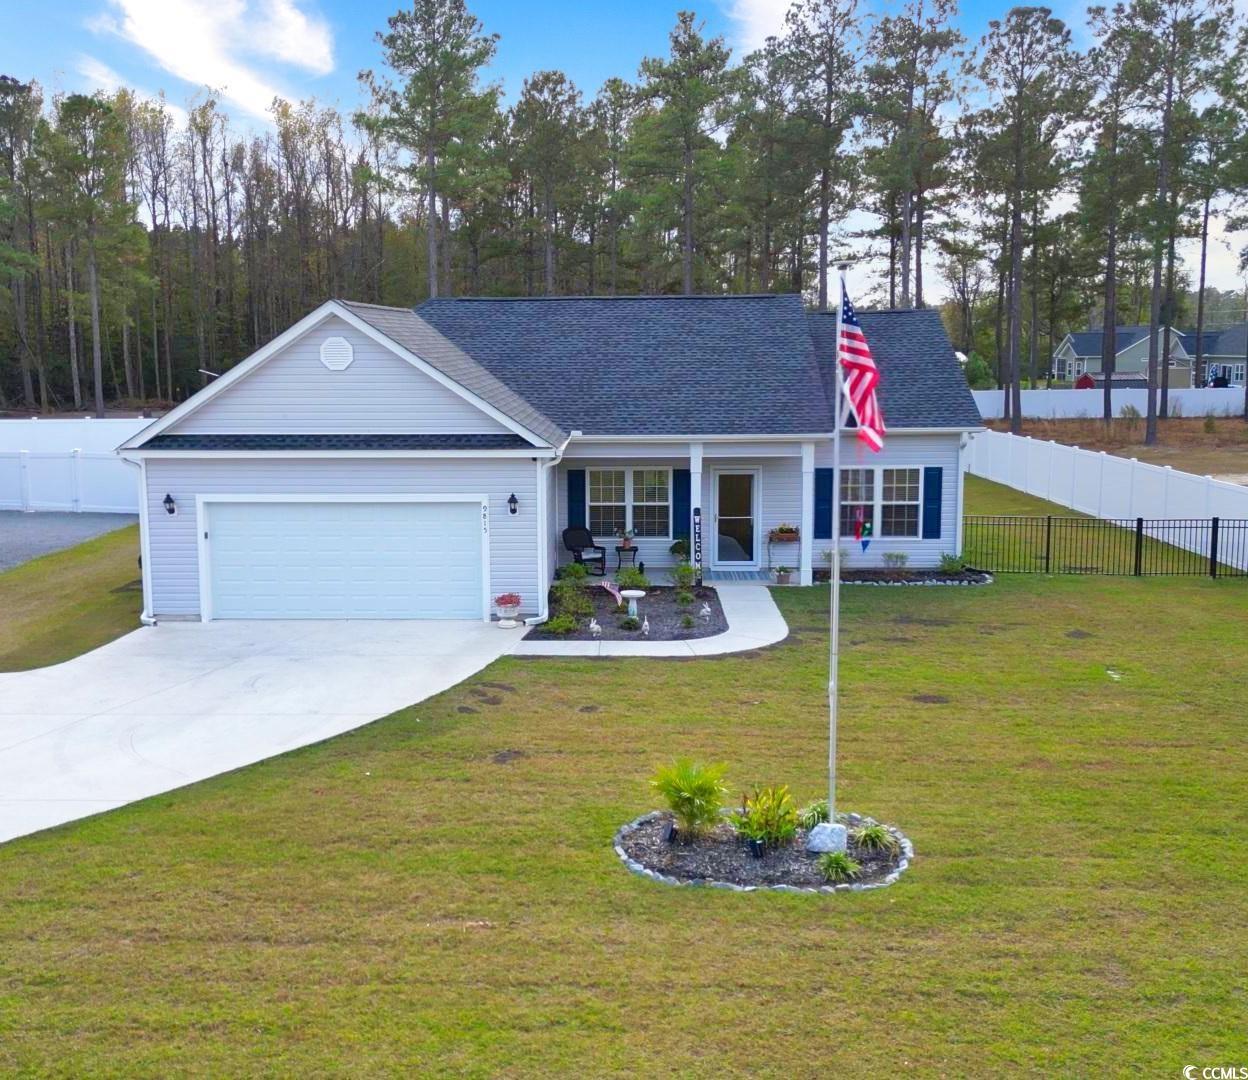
(620, 589, 646, 618)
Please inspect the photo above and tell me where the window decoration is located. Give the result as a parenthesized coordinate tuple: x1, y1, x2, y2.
(839, 468, 874, 537)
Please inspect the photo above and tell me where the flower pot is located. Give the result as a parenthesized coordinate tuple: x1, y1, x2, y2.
(495, 604, 521, 628)
(746, 838, 766, 859)
(768, 530, 799, 543)
(774, 572, 791, 585)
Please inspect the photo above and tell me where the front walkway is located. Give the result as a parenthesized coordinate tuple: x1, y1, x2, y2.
(512, 582, 789, 658)
(0, 619, 522, 844)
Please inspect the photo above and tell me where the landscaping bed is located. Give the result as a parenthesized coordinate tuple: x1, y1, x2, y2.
(617, 811, 908, 891)
(814, 568, 992, 586)
(524, 584, 728, 641)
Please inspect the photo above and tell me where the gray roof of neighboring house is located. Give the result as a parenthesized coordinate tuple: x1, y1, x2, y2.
(1182, 323, 1248, 359)
(808, 308, 982, 429)
(141, 433, 532, 451)
(1063, 324, 1199, 358)
(337, 300, 567, 446)
(416, 294, 835, 436)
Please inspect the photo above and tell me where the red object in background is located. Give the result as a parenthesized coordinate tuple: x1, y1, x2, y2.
(1075, 372, 1096, 389)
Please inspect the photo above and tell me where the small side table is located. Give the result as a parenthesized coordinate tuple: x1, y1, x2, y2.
(615, 545, 639, 571)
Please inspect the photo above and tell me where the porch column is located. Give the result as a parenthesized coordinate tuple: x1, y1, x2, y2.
(800, 441, 815, 586)
(689, 441, 703, 579)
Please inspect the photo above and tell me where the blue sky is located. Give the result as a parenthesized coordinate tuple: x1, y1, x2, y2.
(1, 0, 1016, 126)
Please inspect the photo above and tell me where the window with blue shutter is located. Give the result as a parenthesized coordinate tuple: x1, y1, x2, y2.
(814, 468, 834, 539)
(567, 469, 586, 529)
(921, 466, 943, 539)
(673, 469, 691, 542)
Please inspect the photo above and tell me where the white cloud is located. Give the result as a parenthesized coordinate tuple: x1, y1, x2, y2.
(76, 54, 190, 126)
(721, 0, 790, 54)
(90, 0, 334, 122)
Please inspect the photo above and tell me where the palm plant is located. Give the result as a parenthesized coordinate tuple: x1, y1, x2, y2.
(649, 759, 728, 836)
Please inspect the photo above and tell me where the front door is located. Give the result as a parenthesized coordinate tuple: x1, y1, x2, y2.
(713, 470, 758, 567)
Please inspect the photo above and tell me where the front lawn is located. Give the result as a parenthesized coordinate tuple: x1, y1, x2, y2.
(0, 524, 141, 671)
(0, 487, 1244, 1073)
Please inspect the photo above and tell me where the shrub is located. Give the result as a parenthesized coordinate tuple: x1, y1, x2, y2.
(675, 589, 695, 605)
(552, 574, 593, 619)
(938, 553, 965, 574)
(798, 799, 829, 830)
(817, 851, 861, 883)
(619, 615, 640, 631)
(669, 538, 690, 559)
(1119, 403, 1141, 431)
(680, 613, 694, 629)
(649, 759, 728, 836)
(732, 785, 798, 848)
(1204, 413, 1217, 434)
(670, 561, 696, 589)
(616, 567, 650, 589)
(559, 561, 589, 581)
(882, 551, 909, 570)
(544, 613, 577, 635)
(851, 822, 900, 856)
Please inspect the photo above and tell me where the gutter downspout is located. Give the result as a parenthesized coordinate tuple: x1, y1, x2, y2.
(524, 431, 576, 626)
(120, 453, 158, 625)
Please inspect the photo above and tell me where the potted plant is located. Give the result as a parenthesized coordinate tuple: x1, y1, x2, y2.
(617, 528, 635, 549)
(768, 523, 799, 543)
(493, 592, 523, 628)
(774, 565, 793, 585)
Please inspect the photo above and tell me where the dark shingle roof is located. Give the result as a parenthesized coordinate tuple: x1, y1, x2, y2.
(807, 309, 981, 429)
(1065, 325, 1178, 357)
(1183, 323, 1248, 358)
(417, 295, 834, 436)
(142, 433, 533, 451)
(337, 300, 566, 446)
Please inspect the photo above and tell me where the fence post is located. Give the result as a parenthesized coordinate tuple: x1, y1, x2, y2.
(1134, 517, 1144, 576)
(1044, 515, 1052, 573)
(1209, 517, 1220, 579)
(18, 449, 31, 512)
(71, 448, 82, 512)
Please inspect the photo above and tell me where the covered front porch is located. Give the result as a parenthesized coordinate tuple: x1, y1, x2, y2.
(553, 438, 823, 587)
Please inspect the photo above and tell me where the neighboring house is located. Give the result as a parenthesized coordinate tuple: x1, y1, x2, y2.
(1052, 326, 1192, 387)
(1181, 323, 1247, 386)
(119, 295, 981, 623)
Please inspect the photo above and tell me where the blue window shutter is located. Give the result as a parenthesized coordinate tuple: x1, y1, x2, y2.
(814, 468, 834, 540)
(673, 469, 691, 541)
(567, 469, 586, 529)
(922, 467, 943, 539)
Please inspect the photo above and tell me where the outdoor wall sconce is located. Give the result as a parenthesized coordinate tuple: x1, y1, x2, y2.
(163, 493, 176, 515)
(507, 493, 519, 515)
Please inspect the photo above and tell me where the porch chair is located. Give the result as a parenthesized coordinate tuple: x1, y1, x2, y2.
(562, 527, 607, 576)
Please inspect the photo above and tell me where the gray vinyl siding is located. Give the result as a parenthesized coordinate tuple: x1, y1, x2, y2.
(814, 432, 961, 569)
(173, 317, 511, 435)
(144, 457, 539, 617)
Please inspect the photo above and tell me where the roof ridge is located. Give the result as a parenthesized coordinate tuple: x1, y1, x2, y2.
(421, 293, 798, 302)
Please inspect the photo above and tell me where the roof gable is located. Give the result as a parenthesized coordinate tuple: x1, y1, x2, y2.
(416, 294, 834, 436)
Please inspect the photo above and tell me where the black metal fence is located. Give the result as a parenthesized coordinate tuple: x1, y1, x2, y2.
(962, 515, 1248, 577)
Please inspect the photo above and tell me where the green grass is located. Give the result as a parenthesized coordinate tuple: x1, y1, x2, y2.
(0, 524, 141, 671)
(0, 487, 1245, 1074)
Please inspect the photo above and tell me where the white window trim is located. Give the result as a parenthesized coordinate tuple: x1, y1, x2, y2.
(586, 467, 674, 541)
(840, 466, 924, 541)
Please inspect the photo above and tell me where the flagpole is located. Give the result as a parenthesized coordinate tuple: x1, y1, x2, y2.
(828, 263, 850, 820)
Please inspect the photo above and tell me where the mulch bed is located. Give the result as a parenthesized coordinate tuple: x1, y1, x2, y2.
(524, 585, 728, 641)
(814, 568, 992, 585)
(619, 814, 902, 888)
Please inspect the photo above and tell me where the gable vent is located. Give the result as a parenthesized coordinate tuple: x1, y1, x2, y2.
(320, 336, 354, 370)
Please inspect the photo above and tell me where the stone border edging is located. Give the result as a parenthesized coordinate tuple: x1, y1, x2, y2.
(839, 571, 995, 588)
(613, 810, 914, 894)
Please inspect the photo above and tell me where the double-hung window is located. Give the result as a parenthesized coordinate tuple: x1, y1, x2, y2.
(587, 468, 671, 539)
(840, 468, 874, 537)
(880, 468, 921, 537)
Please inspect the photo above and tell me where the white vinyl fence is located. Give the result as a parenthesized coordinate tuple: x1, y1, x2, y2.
(0, 418, 151, 514)
(965, 429, 1248, 570)
(973, 387, 1246, 420)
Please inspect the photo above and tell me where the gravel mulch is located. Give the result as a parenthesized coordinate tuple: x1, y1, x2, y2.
(524, 585, 727, 641)
(814, 568, 992, 586)
(618, 814, 903, 888)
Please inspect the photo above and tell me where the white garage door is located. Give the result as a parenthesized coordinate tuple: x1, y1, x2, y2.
(204, 499, 485, 619)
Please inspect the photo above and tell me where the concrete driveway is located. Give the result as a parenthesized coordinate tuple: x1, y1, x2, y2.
(0, 619, 522, 844)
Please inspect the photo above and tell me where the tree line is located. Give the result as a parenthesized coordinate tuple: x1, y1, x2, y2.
(1, 0, 1246, 443)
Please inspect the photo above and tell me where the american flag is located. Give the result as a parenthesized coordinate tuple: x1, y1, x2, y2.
(838, 283, 885, 452)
